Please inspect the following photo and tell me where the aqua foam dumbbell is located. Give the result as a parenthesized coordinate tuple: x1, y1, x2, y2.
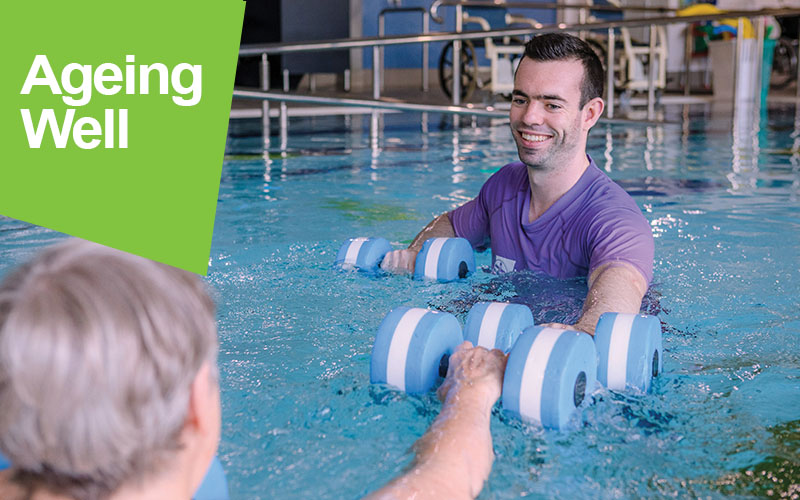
(412, 237, 475, 282)
(502, 326, 598, 430)
(463, 302, 534, 353)
(336, 236, 475, 282)
(335, 237, 393, 273)
(370, 307, 463, 394)
(594, 312, 662, 393)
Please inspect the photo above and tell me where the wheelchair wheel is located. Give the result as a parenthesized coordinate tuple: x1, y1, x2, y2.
(585, 38, 629, 92)
(771, 38, 797, 90)
(439, 39, 478, 101)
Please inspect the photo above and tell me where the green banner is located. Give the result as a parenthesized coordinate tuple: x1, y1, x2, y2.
(1, 1, 245, 274)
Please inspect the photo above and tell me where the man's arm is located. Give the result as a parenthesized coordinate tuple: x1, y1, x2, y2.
(366, 342, 506, 500)
(546, 262, 648, 335)
(380, 213, 456, 274)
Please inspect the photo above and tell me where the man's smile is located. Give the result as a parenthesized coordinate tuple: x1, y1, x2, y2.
(520, 132, 551, 143)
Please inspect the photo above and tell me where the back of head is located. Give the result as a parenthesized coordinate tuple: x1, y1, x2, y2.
(0, 239, 218, 500)
(523, 32, 605, 108)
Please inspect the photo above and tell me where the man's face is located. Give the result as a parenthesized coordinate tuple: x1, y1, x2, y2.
(509, 57, 590, 171)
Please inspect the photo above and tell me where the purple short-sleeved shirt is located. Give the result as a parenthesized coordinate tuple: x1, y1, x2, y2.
(449, 157, 654, 284)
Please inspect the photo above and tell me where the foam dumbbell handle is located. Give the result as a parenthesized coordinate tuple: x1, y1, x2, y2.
(502, 326, 598, 430)
(594, 312, 662, 393)
(335, 237, 393, 273)
(413, 237, 476, 282)
(463, 302, 534, 353)
(370, 307, 463, 394)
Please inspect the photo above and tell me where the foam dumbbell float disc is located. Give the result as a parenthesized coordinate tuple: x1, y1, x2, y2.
(370, 307, 463, 394)
(594, 312, 662, 393)
(335, 237, 392, 272)
(502, 326, 598, 430)
(463, 302, 534, 353)
(413, 237, 475, 282)
(0, 451, 8, 470)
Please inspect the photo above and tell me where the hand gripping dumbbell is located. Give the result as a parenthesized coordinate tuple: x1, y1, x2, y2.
(462, 302, 596, 429)
(335, 236, 476, 282)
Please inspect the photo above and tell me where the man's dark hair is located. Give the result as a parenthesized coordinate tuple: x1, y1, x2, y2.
(522, 33, 605, 108)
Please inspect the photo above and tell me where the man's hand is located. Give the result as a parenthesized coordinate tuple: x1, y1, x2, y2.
(380, 248, 419, 274)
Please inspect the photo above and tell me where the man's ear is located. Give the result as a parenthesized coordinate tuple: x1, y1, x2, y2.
(582, 97, 605, 130)
(185, 361, 217, 436)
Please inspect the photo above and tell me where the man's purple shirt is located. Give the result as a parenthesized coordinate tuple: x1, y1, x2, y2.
(449, 157, 654, 284)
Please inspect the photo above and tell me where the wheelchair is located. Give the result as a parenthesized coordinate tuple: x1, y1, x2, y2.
(437, 5, 537, 101)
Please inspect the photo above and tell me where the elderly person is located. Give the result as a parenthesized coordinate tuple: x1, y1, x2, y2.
(0, 240, 221, 500)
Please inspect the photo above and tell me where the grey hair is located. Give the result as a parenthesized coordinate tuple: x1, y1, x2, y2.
(0, 239, 218, 500)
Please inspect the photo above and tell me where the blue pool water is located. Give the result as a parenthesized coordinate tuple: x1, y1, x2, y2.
(2, 105, 800, 499)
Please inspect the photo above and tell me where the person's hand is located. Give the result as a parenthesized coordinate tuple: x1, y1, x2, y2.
(436, 341, 507, 408)
(380, 248, 419, 274)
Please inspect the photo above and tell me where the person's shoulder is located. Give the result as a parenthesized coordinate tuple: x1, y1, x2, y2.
(582, 162, 642, 213)
(484, 161, 527, 188)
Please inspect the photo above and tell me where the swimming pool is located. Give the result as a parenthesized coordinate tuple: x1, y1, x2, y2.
(2, 104, 799, 498)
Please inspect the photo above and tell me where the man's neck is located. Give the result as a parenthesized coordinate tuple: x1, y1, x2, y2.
(526, 153, 590, 223)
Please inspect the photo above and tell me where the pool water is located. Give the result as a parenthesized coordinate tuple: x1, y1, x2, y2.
(2, 104, 800, 499)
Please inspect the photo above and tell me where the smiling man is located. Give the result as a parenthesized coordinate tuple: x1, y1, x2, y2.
(382, 33, 654, 335)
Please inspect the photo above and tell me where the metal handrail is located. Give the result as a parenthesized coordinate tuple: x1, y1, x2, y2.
(429, 0, 676, 24)
(232, 88, 665, 126)
(238, 8, 800, 55)
(234, 88, 507, 118)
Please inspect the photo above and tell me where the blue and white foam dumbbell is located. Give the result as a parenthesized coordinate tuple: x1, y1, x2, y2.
(463, 302, 534, 353)
(412, 237, 475, 282)
(594, 312, 662, 393)
(335, 237, 393, 273)
(502, 326, 598, 430)
(370, 306, 463, 394)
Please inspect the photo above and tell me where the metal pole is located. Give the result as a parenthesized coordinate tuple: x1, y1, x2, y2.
(423, 12, 430, 91)
(260, 53, 270, 150)
(755, 16, 765, 111)
(280, 70, 289, 151)
(647, 24, 656, 120)
(344, 69, 351, 92)
(453, 4, 463, 105)
(684, 21, 692, 96)
(733, 17, 744, 106)
(373, 45, 381, 100)
(379, 13, 386, 92)
(797, 27, 800, 99)
(607, 27, 615, 119)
